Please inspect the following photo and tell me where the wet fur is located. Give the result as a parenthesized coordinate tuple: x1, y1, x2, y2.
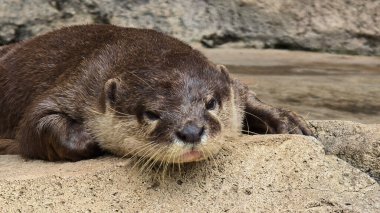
(0, 24, 312, 162)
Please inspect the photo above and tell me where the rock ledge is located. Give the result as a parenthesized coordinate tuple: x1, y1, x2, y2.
(0, 120, 379, 212)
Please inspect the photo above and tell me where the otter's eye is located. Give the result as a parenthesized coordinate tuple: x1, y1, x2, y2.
(144, 111, 160, 121)
(206, 98, 217, 110)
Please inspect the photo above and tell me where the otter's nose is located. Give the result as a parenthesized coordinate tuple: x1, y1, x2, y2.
(176, 123, 205, 144)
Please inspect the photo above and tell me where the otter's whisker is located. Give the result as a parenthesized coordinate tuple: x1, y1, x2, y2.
(120, 143, 150, 160)
(169, 146, 178, 175)
(199, 146, 212, 175)
(241, 130, 261, 135)
(127, 71, 154, 90)
(205, 143, 223, 169)
(138, 146, 162, 176)
(243, 116, 258, 135)
(146, 151, 164, 175)
(238, 109, 270, 135)
(107, 107, 132, 117)
(119, 142, 154, 159)
(87, 108, 103, 115)
(161, 148, 173, 181)
(142, 146, 166, 175)
(130, 144, 158, 173)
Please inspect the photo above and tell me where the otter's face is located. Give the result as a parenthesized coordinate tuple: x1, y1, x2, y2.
(91, 64, 242, 164)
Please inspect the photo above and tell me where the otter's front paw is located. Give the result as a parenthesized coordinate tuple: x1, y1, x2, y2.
(273, 109, 313, 136)
(242, 95, 313, 136)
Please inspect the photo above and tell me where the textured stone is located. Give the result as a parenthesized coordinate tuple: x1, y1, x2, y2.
(0, 125, 379, 212)
(0, 0, 379, 55)
(312, 120, 380, 182)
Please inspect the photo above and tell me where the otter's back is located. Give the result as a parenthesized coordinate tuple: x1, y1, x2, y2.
(0, 25, 128, 137)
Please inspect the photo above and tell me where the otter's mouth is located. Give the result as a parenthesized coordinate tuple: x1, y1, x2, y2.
(180, 150, 204, 163)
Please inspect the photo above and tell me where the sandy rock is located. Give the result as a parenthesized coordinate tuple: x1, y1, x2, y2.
(312, 120, 380, 182)
(0, 134, 379, 212)
(0, 0, 379, 55)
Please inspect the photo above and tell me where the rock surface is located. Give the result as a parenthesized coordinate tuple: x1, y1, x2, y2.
(0, 121, 379, 212)
(0, 0, 379, 55)
(312, 120, 380, 183)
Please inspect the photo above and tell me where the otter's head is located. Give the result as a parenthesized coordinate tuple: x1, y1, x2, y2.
(91, 51, 241, 164)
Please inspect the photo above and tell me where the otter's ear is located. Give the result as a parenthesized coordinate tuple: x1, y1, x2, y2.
(216, 64, 232, 83)
(104, 78, 121, 107)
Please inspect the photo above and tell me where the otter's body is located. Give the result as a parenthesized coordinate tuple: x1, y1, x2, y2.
(0, 25, 311, 162)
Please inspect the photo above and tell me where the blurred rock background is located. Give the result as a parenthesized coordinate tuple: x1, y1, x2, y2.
(1, 0, 379, 123)
(1, 0, 379, 55)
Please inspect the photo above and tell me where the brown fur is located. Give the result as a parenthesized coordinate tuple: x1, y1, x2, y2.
(0, 25, 312, 162)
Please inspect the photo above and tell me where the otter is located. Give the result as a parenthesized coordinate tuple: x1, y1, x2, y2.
(0, 25, 312, 162)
